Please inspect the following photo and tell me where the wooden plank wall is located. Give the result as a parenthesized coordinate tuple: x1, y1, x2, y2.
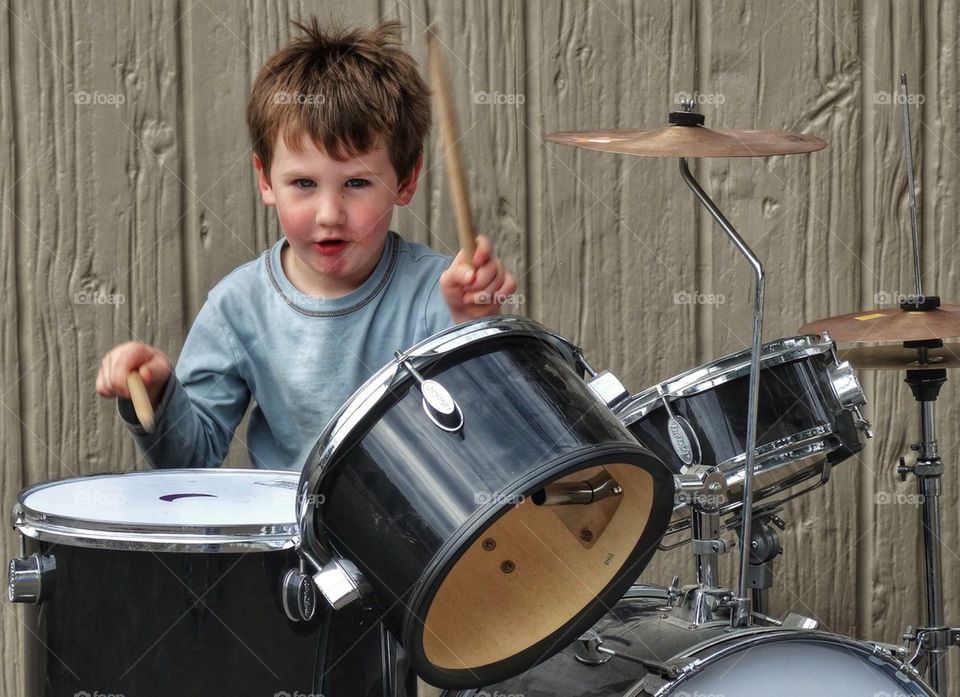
(2, 0, 958, 692)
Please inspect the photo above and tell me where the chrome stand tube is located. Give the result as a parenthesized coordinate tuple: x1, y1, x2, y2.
(918, 398, 946, 696)
(680, 157, 764, 627)
(900, 368, 948, 695)
(692, 507, 721, 589)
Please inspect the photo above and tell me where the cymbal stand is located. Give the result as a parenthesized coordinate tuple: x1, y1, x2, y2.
(895, 74, 950, 696)
(898, 361, 949, 694)
(679, 144, 764, 628)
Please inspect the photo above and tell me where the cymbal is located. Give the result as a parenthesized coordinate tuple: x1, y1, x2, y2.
(545, 125, 827, 158)
(801, 305, 960, 343)
(838, 344, 960, 371)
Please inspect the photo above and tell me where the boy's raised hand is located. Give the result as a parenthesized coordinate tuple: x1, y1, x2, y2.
(96, 341, 173, 408)
(440, 235, 518, 324)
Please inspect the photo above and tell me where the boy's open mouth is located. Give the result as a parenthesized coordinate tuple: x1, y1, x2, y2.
(315, 239, 347, 255)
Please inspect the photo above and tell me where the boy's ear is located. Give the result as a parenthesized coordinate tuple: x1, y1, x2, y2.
(395, 154, 424, 206)
(254, 154, 276, 207)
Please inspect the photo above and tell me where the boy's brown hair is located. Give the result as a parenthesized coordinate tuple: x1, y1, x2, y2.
(247, 18, 430, 182)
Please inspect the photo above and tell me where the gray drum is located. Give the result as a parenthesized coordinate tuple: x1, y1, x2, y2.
(448, 586, 934, 697)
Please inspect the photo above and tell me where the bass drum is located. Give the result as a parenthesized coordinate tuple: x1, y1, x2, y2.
(447, 587, 934, 697)
(8, 470, 324, 697)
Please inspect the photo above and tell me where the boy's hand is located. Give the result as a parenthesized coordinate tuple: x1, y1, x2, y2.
(96, 342, 173, 409)
(440, 235, 518, 324)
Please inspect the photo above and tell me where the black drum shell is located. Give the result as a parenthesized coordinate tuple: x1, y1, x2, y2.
(18, 538, 323, 697)
(620, 352, 863, 475)
(310, 333, 676, 688)
(456, 590, 936, 697)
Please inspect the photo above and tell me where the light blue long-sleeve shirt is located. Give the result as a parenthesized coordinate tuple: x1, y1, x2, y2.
(119, 232, 453, 470)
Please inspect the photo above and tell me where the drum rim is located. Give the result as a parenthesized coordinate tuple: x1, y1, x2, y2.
(296, 315, 579, 559)
(651, 627, 932, 696)
(12, 469, 300, 552)
(615, 333, 835, 424)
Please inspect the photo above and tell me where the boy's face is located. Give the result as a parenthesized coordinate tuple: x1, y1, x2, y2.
(255, 132, 421, 298)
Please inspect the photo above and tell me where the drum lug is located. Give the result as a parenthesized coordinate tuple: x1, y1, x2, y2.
(828, 361, 867, 409)
(395, 352, 464, 432)
(311, 557, 370, 611)
(585, 371, 630, 410)
(7, 552, 56, 604)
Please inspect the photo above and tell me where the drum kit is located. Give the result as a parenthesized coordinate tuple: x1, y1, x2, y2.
(5, 76, 959, 697)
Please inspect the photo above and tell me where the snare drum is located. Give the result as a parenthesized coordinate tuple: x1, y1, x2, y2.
(8, 470, 322, 697)
(297, 317, 676, 689)
(452, 587, 935, 697)
(616, 335, 871, 501)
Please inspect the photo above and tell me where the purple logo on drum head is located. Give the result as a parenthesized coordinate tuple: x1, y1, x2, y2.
(159, 493, 217, 503)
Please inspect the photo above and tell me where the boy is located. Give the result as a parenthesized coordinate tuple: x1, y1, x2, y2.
(96, 18, 517, 473)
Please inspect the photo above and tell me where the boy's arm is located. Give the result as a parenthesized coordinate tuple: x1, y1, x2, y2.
(117, 301, 251, 468)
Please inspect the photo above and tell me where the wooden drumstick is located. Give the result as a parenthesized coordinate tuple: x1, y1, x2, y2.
(426, 24, 477, 266)
(126, 371, 156, 434)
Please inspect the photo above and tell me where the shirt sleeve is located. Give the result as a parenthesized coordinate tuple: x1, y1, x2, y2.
(422, 264, 454, 337)
(118, 299, 251, 468)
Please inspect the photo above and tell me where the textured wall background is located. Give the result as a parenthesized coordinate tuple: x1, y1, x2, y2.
(2, 0, 959, 693)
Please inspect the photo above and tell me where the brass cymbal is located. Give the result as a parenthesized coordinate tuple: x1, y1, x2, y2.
(800, 306, 960, 343)
(545, 125, 827, 158)
(837, 344, 960, 371)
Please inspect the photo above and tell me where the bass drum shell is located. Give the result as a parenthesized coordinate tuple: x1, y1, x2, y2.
(300, 318, 676, 689)
(12, 470, 324, 697)
(449, 588, 935, 697)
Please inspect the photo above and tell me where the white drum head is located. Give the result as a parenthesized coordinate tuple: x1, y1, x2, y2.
(14, 470, 300, 551)
(670, 635, 932, 696)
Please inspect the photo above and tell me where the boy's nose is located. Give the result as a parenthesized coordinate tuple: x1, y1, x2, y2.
(315, 193, 345, 226)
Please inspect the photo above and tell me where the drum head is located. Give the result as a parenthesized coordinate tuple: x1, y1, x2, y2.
(418, 459, 660, 674)
(15, 469, 299, 551)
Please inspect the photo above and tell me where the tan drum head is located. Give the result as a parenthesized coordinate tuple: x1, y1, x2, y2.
(420, 462, 655, 671)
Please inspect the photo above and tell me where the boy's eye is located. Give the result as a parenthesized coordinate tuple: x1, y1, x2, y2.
(294, 178, 315, 188)
(346, 178, 370, 189)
